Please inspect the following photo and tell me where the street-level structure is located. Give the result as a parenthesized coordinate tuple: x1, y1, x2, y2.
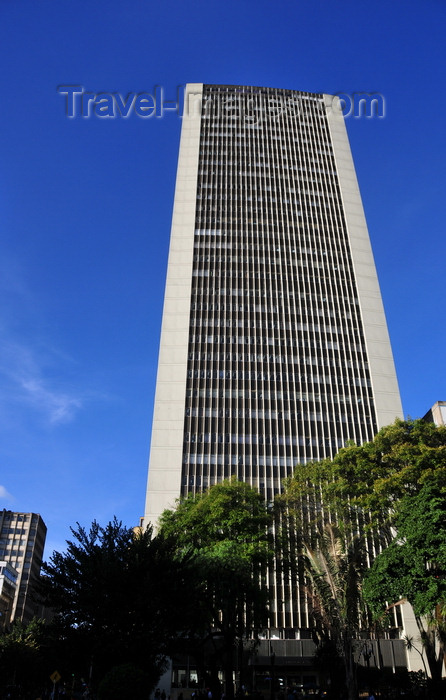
(424, 400, 446, 427)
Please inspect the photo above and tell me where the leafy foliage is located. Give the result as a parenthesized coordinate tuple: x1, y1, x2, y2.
(159, 478, 274, 699)
(0, 619, 48, 696)
(97, 663, 151, 700)
(364, 471, 446, 618)
(303, 524, 368, 640)
(283, 418, 446, 527)
(40, 518, 195, 688)
(281, 419, 446, 698)
(279, 488, 368, 700)
(160, 477, 272, 550)
(363, 468, 446, 688)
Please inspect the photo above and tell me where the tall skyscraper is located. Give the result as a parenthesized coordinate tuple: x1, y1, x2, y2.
(143, 83, 402, 635)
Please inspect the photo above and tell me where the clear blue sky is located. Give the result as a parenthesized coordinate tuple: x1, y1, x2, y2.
(1, 0, 445, 556)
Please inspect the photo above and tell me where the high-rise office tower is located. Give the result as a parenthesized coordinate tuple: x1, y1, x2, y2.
(144, 84, 402, 632)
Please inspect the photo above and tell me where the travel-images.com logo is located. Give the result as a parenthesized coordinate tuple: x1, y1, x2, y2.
(57, 85, 386, 120)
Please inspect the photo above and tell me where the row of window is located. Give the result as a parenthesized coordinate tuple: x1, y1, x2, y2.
(184, 431, 359, 446)
(199, 125, 331, 147)
(191, 272, 352, 289)
(0, 550, 33, 560)
(185, 387, 368, 404)
(198, 166, 337, 180)
(187, 351, 367, 369)
(199, 159, 334, 172)
(185, 405, 372, 419)
(196, 175, 339, 194)
(0, 538, 33, 546)
(188, 334, 365, 352)
(0, 528, 35, 537)
(193, 240, 348, 256)
(197, 179, 338, 195)
(182, 447, 344, 467)
(189, 319, 347, 336)
(192, 235, 352, 259)
(195, 208, 342, 223)
(190, 305, 353, 323)
(199, 123, 328, 138)
(191, 285, 359, 305)
(192, 252, 343, 266)
(199, 122, 330, 139)
(196, 161, 338, 179)
(191, 261, 348, 273)
(182, 475, 270, 494)
(186, 369, 370, 387)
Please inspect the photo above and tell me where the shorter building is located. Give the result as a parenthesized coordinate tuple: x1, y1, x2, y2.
(423, 401, 446, 427)
(0, 510, 47, 624)
(0, 561, 18, 630)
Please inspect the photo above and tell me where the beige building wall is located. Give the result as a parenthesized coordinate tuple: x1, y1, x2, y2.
(424, 400, 446, 426)
(324, 94, 402, 428)
(143, 84, 203, 528)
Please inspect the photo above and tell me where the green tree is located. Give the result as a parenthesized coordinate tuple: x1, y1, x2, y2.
(159, 478, 274, 700)
(282, 419, 446, 696)
(303, 524, 368, 700)
(321, 418, 446, 527)
(363, 469, 446, 689)
(98, 663, 150, 700)
(279, 470, 369, 700)
(40, 518, 195, 690)
(283, 418, 446, 527)
(0, 618, 48, 696)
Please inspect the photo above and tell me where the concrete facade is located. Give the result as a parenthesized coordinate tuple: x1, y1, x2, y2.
(0, 510, 47, 624)
(423, 400, 446, 427)
(144, 83, 402, 534)
(143, 84, 404, 643)
(144, 84, 203, 525)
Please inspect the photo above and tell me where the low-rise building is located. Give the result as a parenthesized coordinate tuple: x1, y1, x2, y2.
(0, 561, 18, 630)
(0, 510, 47, 624)
(423, 401, 446, 427)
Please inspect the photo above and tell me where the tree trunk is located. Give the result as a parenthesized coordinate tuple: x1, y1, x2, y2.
(416, 616, 443, 685)
(342, 636, 357, 700)
(224, 638, 235, 700)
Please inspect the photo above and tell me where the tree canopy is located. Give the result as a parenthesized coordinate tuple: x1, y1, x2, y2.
(0, 619, 48, 697)
(286, 418, 446, 523)
(40, 518, 195, 689)
(6, 420, 444, 698)
(280, 454, 372, 700)
(363, 468, 446, 687)
(282, 418, 446, 695)
(364, 470, 446, 617)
